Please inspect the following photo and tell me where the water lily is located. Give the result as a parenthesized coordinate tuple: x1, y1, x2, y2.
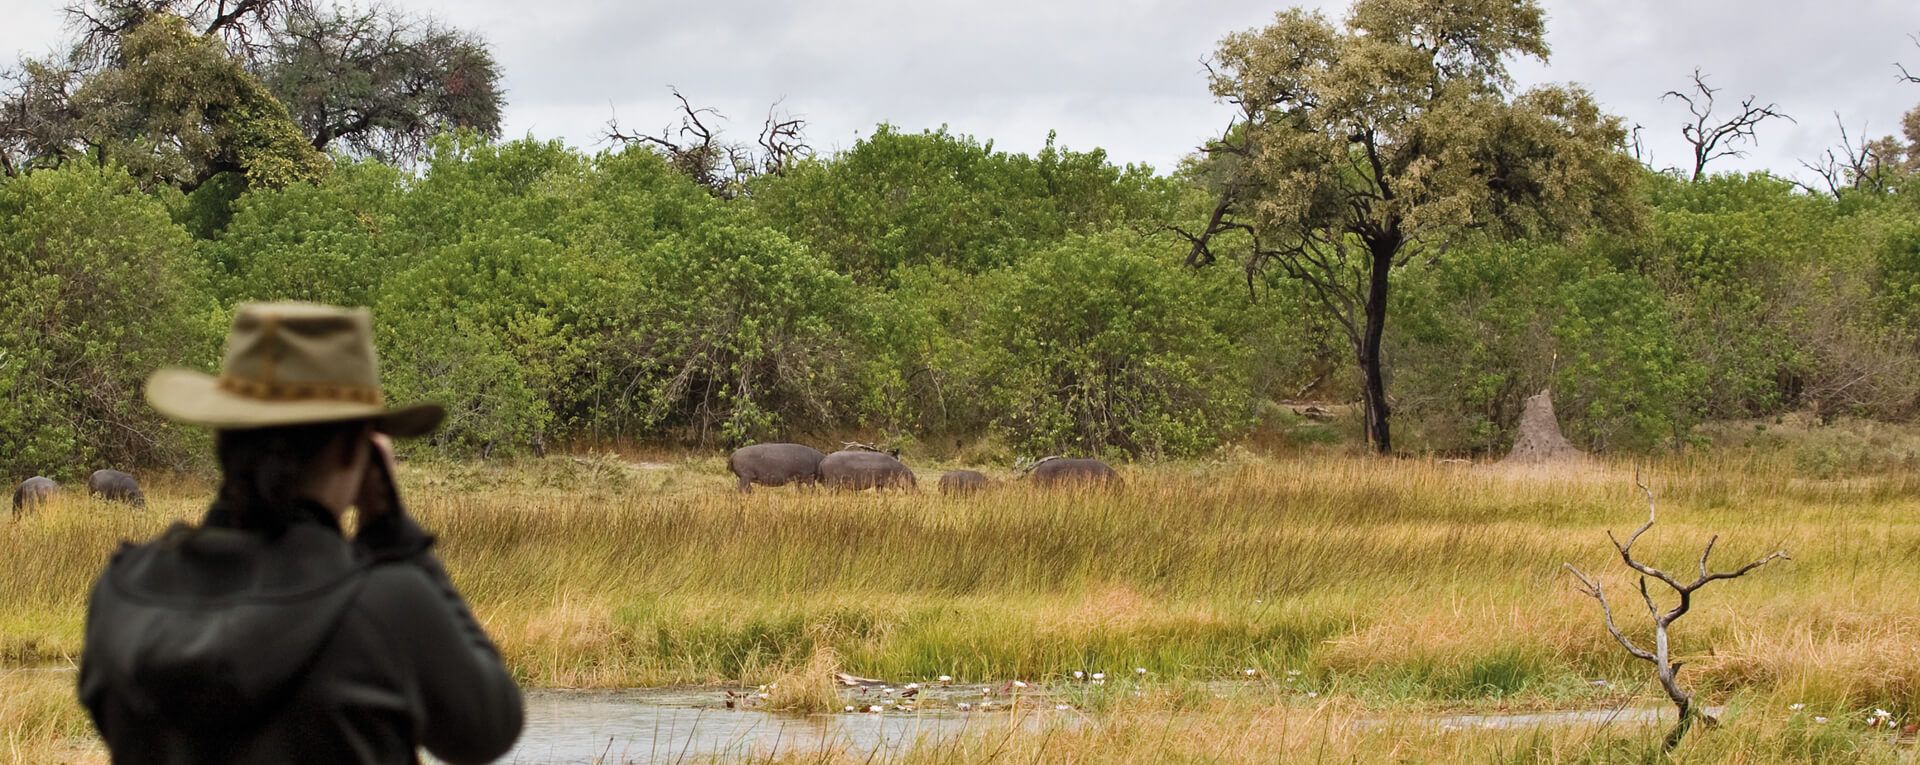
(938, 675, 953, 683)
(1873, 708, 1892, 719)
(1135, 668, 1148, 676)
(1012, 680, 1028, 689)
(1307, 691, 1320, 699)
(843, 705, 855, 713)
(1091, 672, 1105, 681)
(867, 705, 884, 713)
(957, 703, 972, 711)
(1286, 669, 1302, 677)
(1789, 703, 1805, 711)
(1054, 704, 1071, 711)
(1243, 668, 1258, 677)
(1814, 716, 1830, 724)
(905, 683, 920, 691)
(1072, 671, 1084, 680)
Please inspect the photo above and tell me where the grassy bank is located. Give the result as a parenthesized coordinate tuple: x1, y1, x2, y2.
(5, 452, 1920, 760)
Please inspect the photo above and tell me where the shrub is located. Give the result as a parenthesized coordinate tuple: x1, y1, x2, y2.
(0, 165, 214, 476)
(969, 232, 1256, 457)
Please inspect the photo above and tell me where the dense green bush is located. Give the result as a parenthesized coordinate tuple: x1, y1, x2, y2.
(968, 233, 1256, 457)
(8, 137, 1920, 465)
(749, 127, 1179, 283)
(0, 165, 215, 477)
(205, 159, 410, 306)
(1393, 241, 1702, 453)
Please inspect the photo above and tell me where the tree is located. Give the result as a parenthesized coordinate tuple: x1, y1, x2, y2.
(1660, 69, 1792, 181)
(1182, 0, 1642, 453)
(259, 3, 502, 160)
(1796, 114, 1903, 198)
(2, 0, 499, 176)
(67, 14, 328, 190)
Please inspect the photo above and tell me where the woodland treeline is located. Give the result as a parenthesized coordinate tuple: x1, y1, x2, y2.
(4, 0, 1920, 475)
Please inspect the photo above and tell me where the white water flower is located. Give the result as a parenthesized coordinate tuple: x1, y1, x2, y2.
(905, 683, 920, 690)
(843, 706, 855, 713)
(1072, 671, 1084, 680)
(1135, 668, 1148, 676)
(1012, 680, 1028, 689)
(957, 703, 972, 711)
(1091, 672, 1105, 681)
(1789, 703, 1805, 711)
(868, 705, 884, 713)
(938, 675, 953, 683)
(1307, 691, 1320, 699)
(1287, 669, 1302, 677)
(1243, 668, 1258, 677)
(1814, 716, 1830, 724)
(1873, 708, 1892, 719)
(1055, 704, 1071, 711)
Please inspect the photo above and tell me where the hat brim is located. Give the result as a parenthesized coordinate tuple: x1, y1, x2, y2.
(145, 368, 443, 438)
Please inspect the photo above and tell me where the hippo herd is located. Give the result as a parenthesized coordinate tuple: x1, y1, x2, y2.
(9, 469, 147, 515)
(727, 443, 1121, 494)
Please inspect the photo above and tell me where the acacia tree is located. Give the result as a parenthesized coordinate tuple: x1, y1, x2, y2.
(1182, 0, 1641, 453)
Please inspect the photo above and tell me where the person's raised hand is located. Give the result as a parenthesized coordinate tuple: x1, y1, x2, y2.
(355, 432, 401, 519)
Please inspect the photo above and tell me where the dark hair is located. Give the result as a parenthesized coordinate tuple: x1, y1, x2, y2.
(206, 422, 366, 536)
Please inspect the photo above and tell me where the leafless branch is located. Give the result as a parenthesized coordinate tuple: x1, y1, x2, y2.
(1662, 68, 1794, 181)
(606, 87, 806, 198)
(1794, 114, 1898, 199)
(1900, 34, 1920, 84)
(1565, 476, 1789, 751)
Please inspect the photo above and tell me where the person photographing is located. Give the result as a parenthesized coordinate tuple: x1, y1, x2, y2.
(79, 302, 524, 764)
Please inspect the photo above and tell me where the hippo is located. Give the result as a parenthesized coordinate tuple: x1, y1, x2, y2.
(819, 449, 917, 491)
(728, 443, 827, 493)
(938, 470, 991, 495)
(12, 476, 58, 513)
(87, 469, 147, 508)
(1026, 457, 1121, 488)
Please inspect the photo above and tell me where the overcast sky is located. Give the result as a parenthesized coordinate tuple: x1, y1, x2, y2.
(4, 0, 1918, 178)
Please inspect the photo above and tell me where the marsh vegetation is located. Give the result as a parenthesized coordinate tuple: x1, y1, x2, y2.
(6, 447, 1919, 762)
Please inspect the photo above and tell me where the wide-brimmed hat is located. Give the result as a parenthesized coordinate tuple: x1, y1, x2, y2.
(145, 302, 443, 437)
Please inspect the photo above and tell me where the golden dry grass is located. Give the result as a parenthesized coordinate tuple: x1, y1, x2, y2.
(5, 451, 1920, 762)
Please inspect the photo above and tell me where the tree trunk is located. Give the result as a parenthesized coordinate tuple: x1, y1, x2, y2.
(1358, 235, 1397, 454)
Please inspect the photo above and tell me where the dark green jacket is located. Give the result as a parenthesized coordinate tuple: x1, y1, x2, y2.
(78, 504, 523, 764)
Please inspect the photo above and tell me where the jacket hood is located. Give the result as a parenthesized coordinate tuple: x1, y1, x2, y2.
(80, 519, 369, 730)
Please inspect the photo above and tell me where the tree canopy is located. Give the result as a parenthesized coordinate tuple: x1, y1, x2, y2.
(1183, 0, 1643, 453)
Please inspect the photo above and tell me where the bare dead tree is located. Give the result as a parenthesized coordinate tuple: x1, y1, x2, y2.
(606, 87, 739, 195)
(1662, 68, 1793, 181)
(755, 100, 811, 178)
(606, 88, 807, 199)
(1563, 476, 1789, 751)
(1795, 113, 1897, 198)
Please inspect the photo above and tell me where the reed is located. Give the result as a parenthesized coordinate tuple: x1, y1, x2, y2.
(4, 452, 1919, 762)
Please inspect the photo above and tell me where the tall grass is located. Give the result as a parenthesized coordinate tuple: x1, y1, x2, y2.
(5, 455, 1919, 722)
